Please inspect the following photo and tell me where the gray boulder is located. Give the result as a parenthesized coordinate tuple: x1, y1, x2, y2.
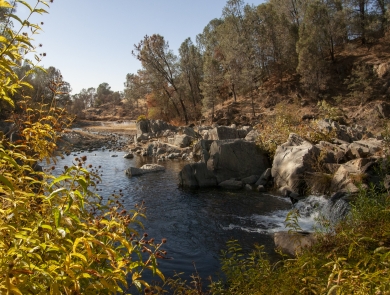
(245, 129, 260, 142)
(255, 168, 272, 186)
(242, 175, 260, 185)
(208, 126, 238, 140)
(179, 163, 217, 188)
(168, 134, 194, 148)
(219, 179, 243, 190)
(136, 120, 149, 135)
(274, 231, 316, 256)
(330, 158, 374, 193)
(193, 139, 214, 162)
(207, 139, 270, 183)
(272, 133, 320, 194)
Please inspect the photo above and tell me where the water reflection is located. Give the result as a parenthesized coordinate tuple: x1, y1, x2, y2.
(48, 151, 293, 281)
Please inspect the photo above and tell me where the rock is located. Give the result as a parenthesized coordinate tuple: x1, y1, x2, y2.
(330, 158, 375, 193)
(135, 133, 150, 143)
(179, 126, 199, 138)
(179, 163, 217, 188)
(110, 154, 118, 157)
(207, 139, 270, 183)
(255, 168, 272, 186)
(272, 134, 320, 194)
(376, 101, 390, 119)
(123, 153, 134, 159)
(244, 129, 260, 141)
(167, 153, 180, 159)
(245, 184, 253, 191)
(376, 62, 390, 78)
(242, 175, 260, 185)
(256, 185, 266, 192)
(156, 148, 166, 155)
(274, 231, 316, 256)
(170, 134, 194, 148)
(201, 130, 210, 140)
(193, 139, 214, 162)
(125, 164, 165, 177)
(136, 120, 149, 135)
(237, 129, 248, 138)
(208, 126, 238, 140)
(219, 179, 243, 190)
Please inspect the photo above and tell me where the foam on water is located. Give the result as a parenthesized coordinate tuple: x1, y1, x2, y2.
(223, 195, 348, 234)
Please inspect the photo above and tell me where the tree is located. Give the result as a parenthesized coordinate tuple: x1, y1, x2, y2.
(297, 0, 347, 95)
(178, 38, 203, 119)
(124, 71, 148, 109)
(201, 54, 224, 122)
(133, 34, 189, 124)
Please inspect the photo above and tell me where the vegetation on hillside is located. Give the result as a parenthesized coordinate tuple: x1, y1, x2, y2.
(121, 0, 390, 124)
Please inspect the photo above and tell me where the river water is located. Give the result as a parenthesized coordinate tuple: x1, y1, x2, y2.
(48, 149, 331, 285)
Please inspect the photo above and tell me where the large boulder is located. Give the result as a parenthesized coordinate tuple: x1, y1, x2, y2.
(346, 139, 382, 160)
(168, 134, 194, 148)
(193, 139, 214, 162)
(272, 133, 320, 194)
(330, 158, 375, 193)
(208, 126, 238, 140)
(274, 231, 316, 256)
(179, 163, 217, 188)
(136, 120, 149, 135)
(207, 139, 270, 183)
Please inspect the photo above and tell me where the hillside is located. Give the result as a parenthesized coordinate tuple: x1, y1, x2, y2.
(77, 37, 390, 136)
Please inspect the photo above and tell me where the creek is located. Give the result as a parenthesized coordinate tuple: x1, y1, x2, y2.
(48, 149, 347, 284)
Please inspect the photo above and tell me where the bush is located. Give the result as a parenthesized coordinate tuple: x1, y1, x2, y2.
(0, 1, 165, 293)
(137, 114, 147, 122)
(209, 184, 390, 294)
(257, 102, 336, 160)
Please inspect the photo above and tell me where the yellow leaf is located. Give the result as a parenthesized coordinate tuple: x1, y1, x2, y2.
(71, 252, 87, 264)
(0, 0, 13, 8)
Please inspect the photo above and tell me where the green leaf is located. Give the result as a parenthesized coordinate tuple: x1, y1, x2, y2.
(50, 175, 72, 188)
(77, 178, 88, 193)
(53, 208, 61, 228)
(16, 0, 33, 12)
(0, 174, 14, 191)
(47, 187, 67, 200)
(65, 196, 73, 213)
(40, 224, 52, 231)
(6, 13, 23, 25)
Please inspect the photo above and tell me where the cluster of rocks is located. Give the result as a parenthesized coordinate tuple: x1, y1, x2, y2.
(178, 118, 385, 197)
(273, 120, 383, 196)
(130, 119, 258, 162)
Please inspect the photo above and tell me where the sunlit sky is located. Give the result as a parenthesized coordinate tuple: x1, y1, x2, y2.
(18, 0, 264, 94)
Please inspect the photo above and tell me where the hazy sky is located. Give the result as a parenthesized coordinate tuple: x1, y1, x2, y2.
(19, 0, 264, 94)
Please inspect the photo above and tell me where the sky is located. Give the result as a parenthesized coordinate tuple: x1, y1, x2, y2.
(18, 0, 265, 94)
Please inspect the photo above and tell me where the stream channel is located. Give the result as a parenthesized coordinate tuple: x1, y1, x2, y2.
(48, 149, 334, 286)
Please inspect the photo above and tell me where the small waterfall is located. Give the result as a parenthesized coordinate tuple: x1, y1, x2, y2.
(224, 195, 352, 234)
(320, 195, 350, 225)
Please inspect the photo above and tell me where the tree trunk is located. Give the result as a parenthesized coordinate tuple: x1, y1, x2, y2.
(231, 83, 237, 102)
